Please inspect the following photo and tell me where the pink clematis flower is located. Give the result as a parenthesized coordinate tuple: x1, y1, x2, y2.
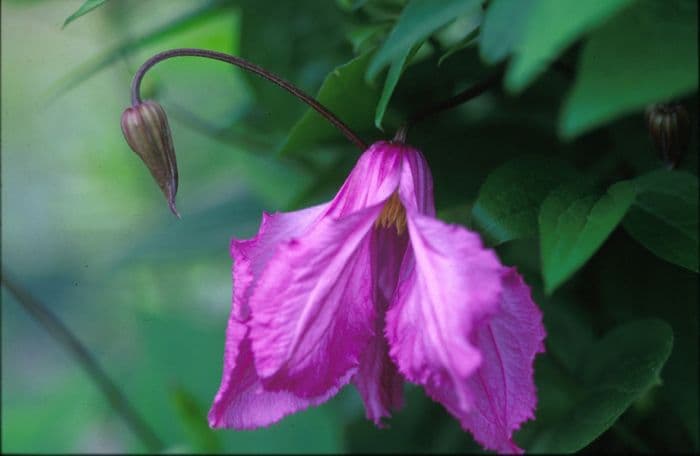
(208, 140, 546, 453)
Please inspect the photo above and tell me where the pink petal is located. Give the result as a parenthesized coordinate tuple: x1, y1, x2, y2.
(460, 268, 546, 453)
(352, 227, 408, 425)
(325, 141, 403, 217)
(207, 319, 346, 429)
(385, 211, 504, 428)
(249, 205, 384, 398)
(397, 144, 435, 216)
(231, 204, 328, 320)
(209, 203, 333, 428)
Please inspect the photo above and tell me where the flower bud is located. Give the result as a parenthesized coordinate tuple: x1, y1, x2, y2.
(645, 103, 690, 169)
(121, 100, 180, 217)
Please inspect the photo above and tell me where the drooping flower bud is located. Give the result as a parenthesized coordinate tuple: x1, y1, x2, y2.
(645, 103, 690, 169)
(121, 100, 180, 217)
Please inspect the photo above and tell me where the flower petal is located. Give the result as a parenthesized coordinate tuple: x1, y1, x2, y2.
(386, 211, 504, 423)
(231, 203, 328, 320)
(209, 203, 331, 428)
(460, 268, 546, 453)
(397, 144, 435, 216)
(325, 141, 403, 217)
(207, 319, 344, 429)
(250, 205, 384, 398)
(352, 227, 408, 425)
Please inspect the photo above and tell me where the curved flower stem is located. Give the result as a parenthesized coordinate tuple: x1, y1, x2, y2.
(131, 48, 368, 150)
(406, 71, 503, 127)
(1, 269, 164, 452)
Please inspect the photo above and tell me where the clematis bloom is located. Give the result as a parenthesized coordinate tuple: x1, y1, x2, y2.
(208, 141, 546, 453)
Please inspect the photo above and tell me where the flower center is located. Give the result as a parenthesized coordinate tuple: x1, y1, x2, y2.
(375, 192, 407, 234)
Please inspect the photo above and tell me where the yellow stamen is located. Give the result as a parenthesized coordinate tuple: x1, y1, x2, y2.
(375, 192, 407, 234)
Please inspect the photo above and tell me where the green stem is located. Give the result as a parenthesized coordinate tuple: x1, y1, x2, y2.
(1, 269, 164, 452)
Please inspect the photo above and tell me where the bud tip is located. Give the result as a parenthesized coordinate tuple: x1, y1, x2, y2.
(168, 198, 181, 219)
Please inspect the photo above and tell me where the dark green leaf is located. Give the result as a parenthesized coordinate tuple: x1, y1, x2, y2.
(62, 0, 109, 28)
(505, 0, 635, 92)
(539, 294, 595, 374)
(472, 156, 578, 245)
(367, 0, 482, 79)
(622, 170, 699, 272)
(374, 42, 422, 130)
(479, 0, 535, 64)
(596, 232, 699, 449)
(539, 180, 636, 293)
(437, 26, 479, 66)
(346, 23, 390, 55)
(236, 0, 349, 130)
(530, 319, 674, 453)
(560, 0, 699, 138)
(280, 52, 381, 156)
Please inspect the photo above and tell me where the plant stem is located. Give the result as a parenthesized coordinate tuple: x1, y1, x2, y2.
(131, 48, 367, 150)
(1, 269, 164, 452)
(407, 71, 503, 126)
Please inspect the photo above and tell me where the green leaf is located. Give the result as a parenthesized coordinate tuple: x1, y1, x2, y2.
(505, 0, 635, 92)
(280, 52, 381, 156)
(561, 0, 699, 138)
(374, 42, 422, 130)
(367, 0, 482, 79)
(62, 0, 109, 28)
(170, 386, 222, 453)
(539, 180, 636, 293)
(48, 2, 225, 100)
(530, 319, 674, 453)
(622, 170, 699, 272)
(346, 23, 390, 54)
(472, 156, 578, 245)
(479, 0, 535, 64)
(437, 26, 479, 66)
(236, 0, 349, 130)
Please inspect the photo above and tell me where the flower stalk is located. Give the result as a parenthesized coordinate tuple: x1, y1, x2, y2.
(129, 48, 367, 150)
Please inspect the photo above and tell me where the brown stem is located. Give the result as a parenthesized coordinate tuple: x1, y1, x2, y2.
(131, 48, 368, 150)
(407, 71, 503, 126)
(1, 269, 164, 452)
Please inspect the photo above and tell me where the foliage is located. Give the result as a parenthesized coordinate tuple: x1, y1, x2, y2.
(2, 0, 697, 453)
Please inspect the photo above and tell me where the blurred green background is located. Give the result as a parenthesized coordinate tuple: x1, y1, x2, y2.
(2, 0, 697, 453)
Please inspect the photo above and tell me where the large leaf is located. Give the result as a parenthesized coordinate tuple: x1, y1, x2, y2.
(479, 0, 535, 65)
(595, 230, 699, 450)
(471, 156, 577, 245)
(280, 52, 381, 156)
(62, 0, 109, 28)
(560, 0, 699, 138)
(539, 180, 636, 293)
(374, 42, 422, 130)
(622, 170, 699, 272)
(505, 0, 635, 92)
(367, 0, 482, 79)
(530, 319, 674, 453)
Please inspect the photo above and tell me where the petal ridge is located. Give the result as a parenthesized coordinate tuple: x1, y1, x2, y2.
(386, 211, 505, 421)
(460, 268, 546, 453)
(250, 204, 385, 398)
